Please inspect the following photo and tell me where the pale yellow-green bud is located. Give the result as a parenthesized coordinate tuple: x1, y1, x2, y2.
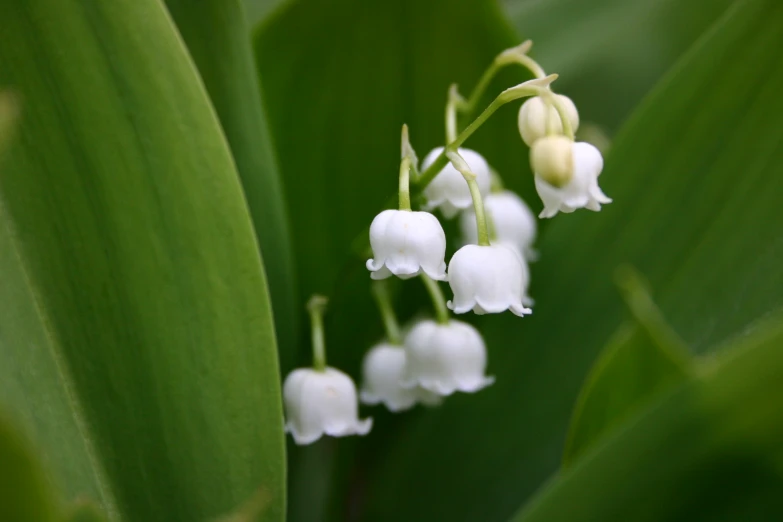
(530, 136, 574, 188)
(517, 94, 579, 146)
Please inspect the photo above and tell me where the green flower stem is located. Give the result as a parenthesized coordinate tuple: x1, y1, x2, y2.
(371, 280, 402, 345)
(460, 59, 503, 117)
(399, 156, 412, 211)
(307, 295, 329, 371)
(512, 53, 546, 80)
(545, 90, 575, 140)
(351, 76, 556, 258)
(460, 40, 535, 117)
(468, 179, 491, 246)
(448, 149, 492, 247)
(415, 75, 556, 190)
(401, 123, 420, 182)
(445, 84, 460, 143)
(420, 275, 450, 325)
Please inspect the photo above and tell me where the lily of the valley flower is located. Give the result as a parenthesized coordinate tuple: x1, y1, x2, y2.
(283, 367, 373, 445)
(401, 319, 494, 396)
(360, 342, 441, 411)
(420, 147, 491, 218)
(366, 209, 447, 280)
(531, 136, 611, 218)
(517, 94, 580, 146)
(447, 244, 532, 316)
(460, 190, 538, 260)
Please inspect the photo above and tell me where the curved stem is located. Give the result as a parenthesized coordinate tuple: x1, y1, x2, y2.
(546, 91, 575, 140)
(461, 40, 545, 120)
(307, 295, 328, 371)
(398, 156, 412, 211)
(415, 76, 556, 190)
(467, 179, 490, 246)
(420, 275, 449, 325)
(512, 54, 546, 80)
(371, 280, 402, 345)
(461, 60, 502, 119)
(447, 150, 491, 246)
(445, 85, 460, 143)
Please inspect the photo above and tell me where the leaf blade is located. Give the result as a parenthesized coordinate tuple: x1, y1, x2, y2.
(165, 0, 299, 371)
(0, 0, 285, 520)
(511, 310, 783, 522)
(562, 266, 693, 466)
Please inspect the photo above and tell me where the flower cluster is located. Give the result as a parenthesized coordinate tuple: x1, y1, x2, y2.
(282, 40, 613, 445)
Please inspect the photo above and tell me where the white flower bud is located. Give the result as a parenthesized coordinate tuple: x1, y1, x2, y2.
(366, 209, 447, 280)
(401, 319, 494, 396)
(283, 367, 372, 445)
(534, 141, 612, 218)
(360, 343, 441, 412)
(530, 135, 574, 188)
(447, 244, 532, 316)
(517, 94, 579, 146)
(420, 147, 491, 218)
(460, 190, 537, 260)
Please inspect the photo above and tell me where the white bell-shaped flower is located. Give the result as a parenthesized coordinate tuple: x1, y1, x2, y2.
(531, 137, 612, 218)
(517, 94, 580, 146)
(366, 209, 447, 280)
(460, 190, 537, 260)
(420, 147, 491, 218)
(447, 244, 532, 316)
(360, 342, 442, 411)
(283, 367, 372, 445)
(401, 319, 494, 396)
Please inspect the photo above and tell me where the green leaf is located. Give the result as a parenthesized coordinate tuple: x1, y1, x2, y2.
(214, 488, 273, 522)
(0, 413, 58, 522)
(0, 1, 284, 520)
(353, 1, 783, 521)
(243, 0, 287, 27)
(562, 266, 692, 467)
(0, 91, 18, 149)
(64, 500, 109, 522)
(510, 310, 783, 522)
(165, 0, 299, 370)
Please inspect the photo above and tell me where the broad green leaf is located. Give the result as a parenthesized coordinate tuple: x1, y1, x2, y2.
(0, 91, 18, 147)
(215, 488, 273, 522)
(510, 311, 783, 522)
(65, 501, 108, 522)
(357, 1, 783, 521)
(165, 0, 299, 370)
(0, 1, 284, 521)
(253, 1, 524, 519)
(503, 0, 734, 131)
(244, 0, 287, 27)
(0, 413, 58, 522)
(562, 266, 692, 467)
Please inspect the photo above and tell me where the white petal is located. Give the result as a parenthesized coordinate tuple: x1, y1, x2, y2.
(366, 209, 447, 280)
(518, 95, 580, 146)
(361, 343, 426, 412)
(283, 367, 372, 445)
(447, 244, 530, 316)
(533, 141, 609, 218)
(402, 319, 494, 396)
(421, 147, 491, 217)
